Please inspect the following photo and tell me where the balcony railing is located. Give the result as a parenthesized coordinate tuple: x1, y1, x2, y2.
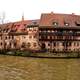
(39, 38, 80, 41)
(8, 32, 28, 35)
(39, 32, 80, 36)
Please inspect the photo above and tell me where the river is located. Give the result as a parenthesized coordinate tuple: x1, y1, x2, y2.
(0, 55, 79, 80)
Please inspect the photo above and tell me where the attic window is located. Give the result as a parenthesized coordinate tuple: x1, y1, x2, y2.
(75, 21, 80, 26)
(64, 23, 69, 26)
(52, 22, 58, 26)
(32, 21, 37, 25)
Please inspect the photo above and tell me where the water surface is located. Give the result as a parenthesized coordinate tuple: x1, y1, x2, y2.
(0, 55, 79, 80)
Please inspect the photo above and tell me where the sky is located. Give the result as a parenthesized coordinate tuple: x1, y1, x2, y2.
(0, 0, 80, 23)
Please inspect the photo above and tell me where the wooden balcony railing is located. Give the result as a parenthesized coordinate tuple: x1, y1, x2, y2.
(39, 38, 80, 41)
(39, 32, 80, 36)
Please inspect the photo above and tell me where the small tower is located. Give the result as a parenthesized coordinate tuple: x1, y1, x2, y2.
(22, 13, 24, 21)
(18, 13, 25, 32)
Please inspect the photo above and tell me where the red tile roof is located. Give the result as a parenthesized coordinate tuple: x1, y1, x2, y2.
(0, 19, 40, 32)
(1, 12, 80, 30)
(13, 19, 40, 26)
(39, 12, 80, 27)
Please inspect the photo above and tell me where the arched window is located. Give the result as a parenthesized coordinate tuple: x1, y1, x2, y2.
(21, 42, 26, 48)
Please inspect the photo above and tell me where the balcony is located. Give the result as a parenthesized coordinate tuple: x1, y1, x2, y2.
(8, 32, 28, 35)
(39, 38, 80, 41)
(39, 32, 80, 36)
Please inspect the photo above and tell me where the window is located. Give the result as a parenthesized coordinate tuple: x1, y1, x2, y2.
(63, 42, 65, 46)
(21, 42, 26, 48)
(53, 42, 56, 46)
(34, 29, 36, 31)
(27, 42, 31, 48)
(0, 36, 2, 40)
(52, 30, 54, 32)
(57, 42, 59, 46)
(33, 21, 37, 25)
(48, 36, 50, 39)
(3, 29, 6, 32)
(74, 42, 76, 46)
(52, 36, 54, 39)
(43, 30, 46, 33)
(77, 42, 79, 46)
(48, 30, 51, 32)
(34, 35, 36, 38)
(9, 36, 11, 39)
(75, 21, 80, 26)
(23, 28, 26, 31)
(50, 36, 52, 39)
(29, 36, 32, 39)
(23, 36, 26, 39)
(68, 42, 71, 46)
(64, 23, 69, 26)
(57, 49, 60, 51)
(48, 43, 50, 46)
(5, 37, 7, 39)
(68, 49, 71, 51)
(39, 30, 41, 32)
(7, 29, 9, 32)
(0, 42, 2, 46)
(29, 28, 32, 31)
(14, 42, 17, 47)
(4, 43, 7, 46)
(74, 49, 76, 51)
(12, 36, 14, 39)
(24, 24, 26, 26)
(33, 43, 37, 47)
(52, 22, 58, 26)
(9, 43, 11, 46)
(39, 36, 41, 39)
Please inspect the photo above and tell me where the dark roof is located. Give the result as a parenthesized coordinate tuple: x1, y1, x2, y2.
(13, 19, 40, 26)
(39, 12, 80, 27)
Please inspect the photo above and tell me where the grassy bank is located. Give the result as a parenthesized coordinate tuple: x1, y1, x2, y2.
(0, 50, 80, 58)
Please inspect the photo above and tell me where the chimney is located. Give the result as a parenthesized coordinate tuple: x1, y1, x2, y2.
(51, 11, 54, 14)
(72, 13, 75, 15)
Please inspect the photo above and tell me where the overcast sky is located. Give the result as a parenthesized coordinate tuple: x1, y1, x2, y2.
(0, 0, 80, 22)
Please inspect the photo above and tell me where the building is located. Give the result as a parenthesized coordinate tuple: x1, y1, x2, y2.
(39, 12, 80, 52)
(0, 17, 40, 51)
(0, 12, 80, 52)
